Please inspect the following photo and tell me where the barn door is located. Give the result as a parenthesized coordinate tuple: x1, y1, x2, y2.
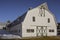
(43, 26, 47, 36)
(37, 26, 47, 36)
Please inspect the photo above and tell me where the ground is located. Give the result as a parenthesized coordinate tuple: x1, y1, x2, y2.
(0, 36, 60, 40)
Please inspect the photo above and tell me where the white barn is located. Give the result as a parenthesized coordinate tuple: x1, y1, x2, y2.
(7, 3, 57, 37)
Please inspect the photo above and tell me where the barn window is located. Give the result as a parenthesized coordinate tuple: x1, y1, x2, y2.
(40, 6, 45, 17)
(48, 18, 50, 23)
(33, 17, 35, 22)
(27, 29, 34, 33)
(49, 29, 54, 32)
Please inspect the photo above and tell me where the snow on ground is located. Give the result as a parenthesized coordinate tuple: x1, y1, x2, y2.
(0, 30, 21, 39)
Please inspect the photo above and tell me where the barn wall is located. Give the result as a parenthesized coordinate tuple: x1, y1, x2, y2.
(10, 23, 22, 37)
(22, 6, 57, 37)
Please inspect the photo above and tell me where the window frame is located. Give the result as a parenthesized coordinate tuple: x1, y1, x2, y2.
(49, 29, 54, 32)
(27, 29, 34, 33)
(32, 16, 35, 22)
(40, 6, 45, 17)
(48, 18, 50, 23)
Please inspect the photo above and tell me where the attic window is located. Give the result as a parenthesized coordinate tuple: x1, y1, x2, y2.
(48, 18, 50, 23)
(40, 6, 45, 17)
(32, 16, 35, 22)
(41, 6, 45, 9)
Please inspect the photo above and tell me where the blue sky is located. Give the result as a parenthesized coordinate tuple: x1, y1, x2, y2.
(0, 0, 60, 23)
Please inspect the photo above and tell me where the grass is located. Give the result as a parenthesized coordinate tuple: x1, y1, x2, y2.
(0, 36, 60, 40)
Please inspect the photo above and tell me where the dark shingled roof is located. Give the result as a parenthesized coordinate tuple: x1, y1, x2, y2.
(7, 12, 27, 27)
